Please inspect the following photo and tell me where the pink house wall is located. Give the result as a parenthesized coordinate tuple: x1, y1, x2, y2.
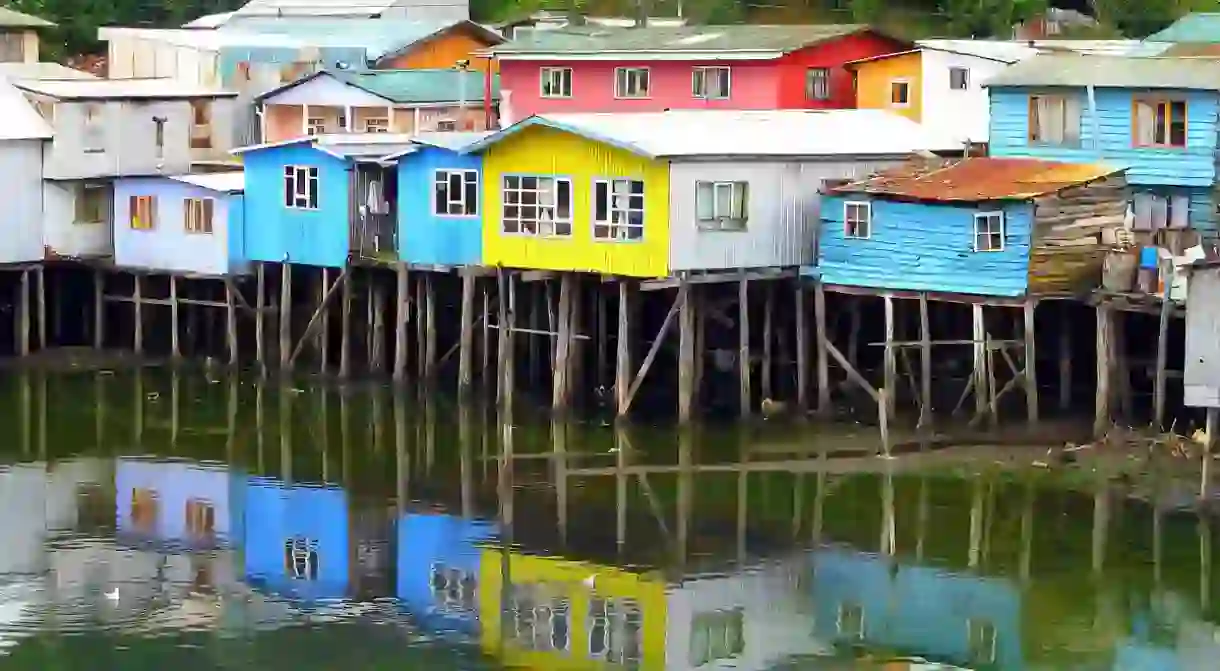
(499, 59, 782, 118)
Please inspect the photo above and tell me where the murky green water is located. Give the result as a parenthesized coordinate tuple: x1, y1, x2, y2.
(0, 368, 1217, 670)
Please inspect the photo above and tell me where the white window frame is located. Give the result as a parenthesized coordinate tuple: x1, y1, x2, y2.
(435, 119, 457, 132)
(836, 602, 865, 639)
(973, 211, 1005, 252)
(592, 178, 645, 241)
(429, 563, 477, 613)
(695, 180, 748, 231)
(692, 66, 731, 100)
(501, 175, 573, 238)
(508, 584, 572, 652)
(434, 168, 478, 217)
(184, 197, 215, 234)
(889, 79, 911, 108)
(614, 67, 650, 99)
(966, 618, 998, 665)
(949, 66, 970, 90)
(806, 67, 831, 101)
(306, 115, 327, 136)
(588, 597, 643, 665)
(844, 201, 871, 239)
(363, 116, 389, 133)
(284, 165, 319, 210)
(285, 537, 319, 580)
(540, 66, 573, 98)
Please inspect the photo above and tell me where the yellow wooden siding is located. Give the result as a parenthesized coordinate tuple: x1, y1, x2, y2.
(852, 51, 923, 123)
(478, 551, 667, 670)
(481, 125, 671, 277)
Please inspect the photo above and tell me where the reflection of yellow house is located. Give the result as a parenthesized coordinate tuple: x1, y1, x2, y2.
(478, 551, 667, 669)
(846, 49, 923, 123)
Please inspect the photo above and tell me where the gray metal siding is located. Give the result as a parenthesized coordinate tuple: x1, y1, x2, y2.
(1185, 268, 1220, 407)
(667, 159, 903, 272)
(0, 139, 46, 263)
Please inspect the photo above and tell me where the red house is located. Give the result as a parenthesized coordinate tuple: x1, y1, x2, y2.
(490, 24, 909, 121)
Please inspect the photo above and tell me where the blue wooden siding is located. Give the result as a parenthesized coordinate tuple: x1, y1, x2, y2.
(396, 513, 497, 635)
(813, 195, 1033, 297)
(397, 145, 484, 266)
(113, 178, 247, 275)
(988, 88, 1220, 187)
(242, 143, 351, 268)
(243, 478, 350, 601)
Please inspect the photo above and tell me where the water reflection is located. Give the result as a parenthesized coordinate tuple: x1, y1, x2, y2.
(0, 370, 1219, 669)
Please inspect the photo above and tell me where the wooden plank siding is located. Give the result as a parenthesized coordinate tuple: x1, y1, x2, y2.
(1027, 173, 1128, 295)
(398, 144, 484, 266)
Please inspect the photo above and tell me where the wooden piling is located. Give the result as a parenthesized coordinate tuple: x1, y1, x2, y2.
(552, 273, 574, 411)
(424, 273, 436, 380)
(1059, 305, 1072, 411)
(883, 294, 897, 416)
(93, 269, 104, 350)
(972, 304, 986, 420)
(679, 281, 696, 423)
(481, 281, 491, 379)
(762, 283, 774, 402)
(814, 280, 829, 416)
(372, 276, 386, 372)
(847, 296, 862, 369)
(1094, 304, 1112, 438)
(279, 263, 291, 369)
(393, 263, 408, 381)
(1154, 289, 1171, 430)
(918, 293, 932, 430)
(170, 276, 180, 358)
(339, 266, 352, 378)
(226, 278, 238, 365)
(796, 282, 808, 412)
(459, 271, 476, 392)
(35, 266, 45, 350)
(1024, 300, 1039, 425)
(255, 263, 266, 368)
(738, 276, 750, 417)
(615, 280, 632, 416)
(318, 268, 331, 371)
(133, 274, 143, 355)
(16, 269, 28, 356)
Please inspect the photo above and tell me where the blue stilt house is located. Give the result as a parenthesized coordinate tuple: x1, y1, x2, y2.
(243, 477, 350, 601)
(813, 157, 1128, 297)
(986, 54, 1220, 247)
(396, 511, 497, 636)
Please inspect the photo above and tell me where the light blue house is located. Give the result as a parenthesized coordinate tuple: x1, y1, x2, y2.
(113, 171, 247, 275)
(986, 54, 1220, 242)
(386, 131, 490, 267)
(233, 133, 415, 267)
(813, 157, 1128, 297)
(115, 458, 235, 549)
(811, 548, 1023, 668)
(396, 511, 497, 636)
(243, 477, 350, 601)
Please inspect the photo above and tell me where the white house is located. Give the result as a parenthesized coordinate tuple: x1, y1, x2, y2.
(0, 78, 51, 264)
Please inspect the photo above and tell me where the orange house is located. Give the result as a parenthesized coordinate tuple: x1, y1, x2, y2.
(373, 21, 504, 73)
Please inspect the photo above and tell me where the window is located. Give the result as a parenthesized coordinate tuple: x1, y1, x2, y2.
(974, 211, 1005, 251)
(306, 116, 327, 136)
(695, 180, 748, 230)
(502, 175, 572, 237)
(283, 165, 319, 209)
(364, 116, 389, 133)
(540, 66, 573, 98)
(589, 598, 643, 665)
(689, 608, 744, 666)
(184, 197, 215, 234)
(153, 116, 165, 158)
(836, 602, 865, 638)
(889, 80, 910, 107)
(844, 201, 870, 238)
(129, 195, 156, 230)
(83, 103, 104, 153)
(434, 169, 478, 216)
(967, 619, 998, 664)
(1028, 94, 1082, 145)
(1132, 192, 1190, 231)
(430, 563, 477, 614)
(614, 67, 650, 99)
(130, 488, 158, 532)
(692, 66, 730, 100)
(185, 499, 215, 538)
(593, 178, 645, 241)
(949, 67, 970, 90)
(435, 119, 457, 132)
(284, 537, 319, 580)
(0, 33, 22, 62)
(190, 100, 212, 149)
(75, 183, 107, 224)
(806, 67, 831, 101)
(1134, 99, 1187, 147)
(508, 583, 571, 652)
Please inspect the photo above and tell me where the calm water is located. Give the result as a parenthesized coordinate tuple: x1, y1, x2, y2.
(0, 368, 1217, 670)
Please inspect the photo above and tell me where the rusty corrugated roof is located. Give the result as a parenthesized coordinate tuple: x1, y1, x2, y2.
(833, 157, 1122, 201)
(1160, 42, 1220, 57)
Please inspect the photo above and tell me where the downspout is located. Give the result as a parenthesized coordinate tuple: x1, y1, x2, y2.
(484, 58, 494, 129)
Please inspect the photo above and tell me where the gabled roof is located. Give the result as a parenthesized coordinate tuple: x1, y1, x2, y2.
(0, 6, 53, 28)
(984, 54, 1220, 90)
(219, 18, 502, 62)
(229, 0, 402, 19)
(231, 132, 416, 162)
(257, 68, 498, 104)
(464, 109, 961, 159)
(0, 62, 96, 80)
(183, 11, 234, 28)
(168, 171, 245, 193)
(378, 130, 492, 159)
(13, 78, 238, 100)
(832, 157, 1122, 202)
(1146, 13, 1220, 42)
(915, 39, 1041, 63)
(0, 79, 51, 140)
(491, 24, 905, 60)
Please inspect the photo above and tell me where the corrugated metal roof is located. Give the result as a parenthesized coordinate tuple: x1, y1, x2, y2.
(916, 39, 1040, 63)
(0, 62, 96, 80)
(833, 157, 1121, 201)
(168, 171, 245, 193)
(13, 78, 238, 99)
(1146, 13, 1220, 42)
(219, 18, 502, 60)
(467, 109, 963, 159)
(1161, 42, 1220, 57)
(1022, 39, 1172, 57)
(984, 54, 1220, 90)
(0, 79, 51, 140)
(411, 130, 492, 150)
(258, 68, 497, 103)
(183, 11, 234, 28)
(0, 6, 53, 27)
(492, 24, 889, 57)
(229, 0, 400, 19)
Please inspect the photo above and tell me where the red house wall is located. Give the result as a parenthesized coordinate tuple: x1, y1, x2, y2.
(775, 31, 911, 109)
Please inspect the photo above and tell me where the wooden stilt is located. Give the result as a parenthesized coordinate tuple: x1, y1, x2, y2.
(481, 280, 491, 379)
(226, 278, 238, 364)
(424, 273, 436, 380)
(972, 303, 986, 421)
(1024, 300, 1039, 425)
(255, 263, 265, 369)
(339, 266, 352, 378)
(365, 273, 375, 368)
(553, 273, 574, 411)
(459, 271, 476, 392)
(847, 296, 861, 369)
(133, 274, 143, 355)
(372, 276, 386, 372)
(170, 276, 180, 358)
(620, 289, 681, 415)
(738, 276, 750, 417)
(503, 271, 516, 409)
(496, 269, 508, 407)
(615, 280, 632, 416)
(678, 281, 695, 423)
(883, 294, 897, 416)
(1094, 304, 1112, 438)
(1154, 289, 1171, 430)
(415, 273, 426, 377)
(918, 293, 932, 430)
(596, 287, 608, 392)
(17, 270, 28, 356)
(93, 269, 104, 350)
(318, 268, 331, 372)
(762, 283, 774, 402)
(796, 282, 808, 412)
(1059, 304, 1072, 411)
(1114, 311, 1132, 420)
(393, 263, 408, 381)
(289, 270, 348, 364)
(35, 266, 45, 350)
(692, 286, 704, 397)
(279, 263, 291, 369)
(814, 280, 829, 416)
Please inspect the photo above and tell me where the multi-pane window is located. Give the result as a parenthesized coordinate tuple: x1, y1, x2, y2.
(306, 116, 327, 136)
(430, 563, 477, 614)
(184, 197, 215, 234)
(806, 67, 831, 101)
(689, 608, 745, 667)
(1131, 192, 1189, 231)
(692, 66, 730, 100)
(589, 598, 643, 666)
(837, 602, 865, 638)
(889, 80, 910, 107)
(967, 619, 998, 665)
(540, 67, 573, 98)
(695, 180, 748, 230)
(284, 537, 319, 580)
(614, 67, 650, 98)
(75, 183, 107, 225)
(1134, 99, 1187, 147)
(363, 117, 389, 133)
(1028, 94, 1082, 145)
(434, 169, 478, 216)
(83, 103, 104, 153)
(130, 488, 158, 531)
(844, 201, 870, 238)
(436, 119, 457, 132)
(190, 100, 212, 149)
(973, 211, 1005, 251)
(129, 195, 156, 230)
(508, 583, 571, 652)
(593, 178, 645, 240)
(284, 165, 319, 209)
(949, 67, 970, 90)
(185, 499, 215, 538)
(502, 175, 572, 237)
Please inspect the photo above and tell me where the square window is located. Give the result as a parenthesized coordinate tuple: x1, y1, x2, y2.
(434, 169, 479, 216)
(806, 68, 831, 101)
(501, 175, 572, 237)
(283, 165, 319, 209)
(692, 66, 730, 100)
(1028, 94, 1082, 145)
(889, 81, 910, 107)
(949, 67, 970, 90)
(844, 201, 870, 238)
(614, 67, 650, 99)
(593, 178, 646, 241)
(1134, 99, 1187, 148)
(695, 180, 748, 231)
(129, 195, 156, 230)
(974, 211, 1005, 251)
(540, 67, 573, 98)
(184, 197, 214, 234)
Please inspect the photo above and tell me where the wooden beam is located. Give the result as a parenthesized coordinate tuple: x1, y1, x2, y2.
(278, 264, 291, 368)
(1024, 300, 1039, 425)
(615, 280, 632, 416)
(289, 269, 348, 364)
(795, 282, 808, 411)
(815, 280, 829, 416)
(678, 281, 696, 423)
(1153, 276, 1171, 430)
(738, 275, 750, 417)
(823, 338, 879, 403)
(459, 271, 476, 392)
(918, 293, 932, 430)
(620, 287, 682, 416)
(640, 267, 796, 291)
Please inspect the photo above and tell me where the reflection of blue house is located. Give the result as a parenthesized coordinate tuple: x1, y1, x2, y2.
(811, 548, 1023, 669)
(397, 512, 497, 636)
(115, 459, 234, 549)
(244, 478, 350, 601)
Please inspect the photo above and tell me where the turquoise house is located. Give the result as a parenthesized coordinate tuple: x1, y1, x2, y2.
(813, 157, 1128, 297)
(243, 477, 351, 601)
(985, 54, 1220, 243)
(386, 131, 490, 267)
(233, 133, 415, 267)
(396, 511, 497, 637)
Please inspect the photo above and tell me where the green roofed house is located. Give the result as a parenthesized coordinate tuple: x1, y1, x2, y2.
(1147, 13, 1220, 42)
(256, 68, 499, 143)
(0, 5, 54, 63)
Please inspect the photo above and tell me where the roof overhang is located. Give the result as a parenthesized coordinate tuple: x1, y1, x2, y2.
(492, 50, 784, 61)
(462, 115, 656, 158)
(372, 20, 505, 66)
